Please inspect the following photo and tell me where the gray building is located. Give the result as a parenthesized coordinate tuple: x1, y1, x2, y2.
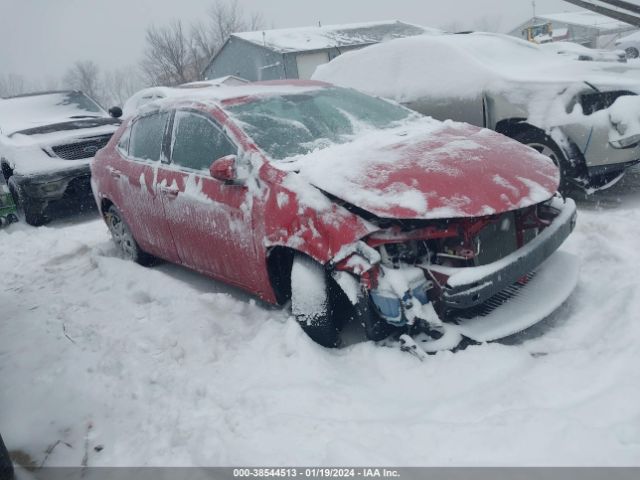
(203, 21, 434, 82)
(508, 10, 636, 48)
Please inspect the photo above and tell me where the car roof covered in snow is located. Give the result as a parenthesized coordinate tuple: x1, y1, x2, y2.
(232, 20, 440, 53)
(313, 32, 640, 103)
(0, 90, 108, 136)
(136, 80, 331, 114)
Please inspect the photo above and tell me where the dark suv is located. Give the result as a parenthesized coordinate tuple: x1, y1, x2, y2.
(0, 91, 120, 225)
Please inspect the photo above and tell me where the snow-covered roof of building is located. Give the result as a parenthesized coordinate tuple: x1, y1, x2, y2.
(232, 20, 439, 53)
(537, 11, 633, 32)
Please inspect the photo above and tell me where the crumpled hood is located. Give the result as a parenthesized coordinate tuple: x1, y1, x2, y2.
(280, 119, 559, 219)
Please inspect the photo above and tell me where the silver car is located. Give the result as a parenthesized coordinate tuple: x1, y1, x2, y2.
(313, 32, 640, 191)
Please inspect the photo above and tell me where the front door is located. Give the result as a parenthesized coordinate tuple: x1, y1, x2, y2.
(156, 110, 261, 291)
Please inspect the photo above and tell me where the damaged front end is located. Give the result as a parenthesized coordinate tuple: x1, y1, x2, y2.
(332, 196, 578, 352)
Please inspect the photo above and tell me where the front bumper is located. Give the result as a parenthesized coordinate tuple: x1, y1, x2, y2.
(12, 165, 92, 203)
(429, 198, 577, 310)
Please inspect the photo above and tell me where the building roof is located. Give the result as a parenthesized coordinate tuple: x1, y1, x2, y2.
(232, 20, 438, 53)
(537, 10, 633, 32)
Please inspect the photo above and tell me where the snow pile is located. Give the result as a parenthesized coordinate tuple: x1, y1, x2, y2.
(608, 95, 640, 145)
(2, 176, 640, 466)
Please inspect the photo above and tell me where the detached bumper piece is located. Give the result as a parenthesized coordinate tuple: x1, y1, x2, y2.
(452, 250, 579, 342)
(432, 198, 577, 311)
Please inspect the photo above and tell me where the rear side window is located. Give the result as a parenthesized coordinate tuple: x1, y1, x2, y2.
(129, 112, 169, 161)
(170, 111, 236, 171)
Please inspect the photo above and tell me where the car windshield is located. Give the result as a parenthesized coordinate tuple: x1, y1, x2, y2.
(226, 87, 413, 160)
(0, 91, 106, 135)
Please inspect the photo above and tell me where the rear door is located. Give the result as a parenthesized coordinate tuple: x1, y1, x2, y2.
(156, 109, 261, 290)
(109, 111, 179, 262)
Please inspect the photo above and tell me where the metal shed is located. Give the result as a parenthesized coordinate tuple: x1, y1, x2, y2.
(203, 20, 435, 81)
(508, 10, 636, 47)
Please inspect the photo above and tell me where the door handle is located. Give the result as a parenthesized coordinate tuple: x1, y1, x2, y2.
(107, 167, 121, 179)
(159, 185, 179, 198)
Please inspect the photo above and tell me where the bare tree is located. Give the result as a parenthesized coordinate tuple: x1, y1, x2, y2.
(141, 20, 194, 86)
(63, 60, 102, 101)
(473, 15, 503, 33)
(0, 74, 28, 97)
(102, 67, 144, 107)
(141, 0, 264, 86)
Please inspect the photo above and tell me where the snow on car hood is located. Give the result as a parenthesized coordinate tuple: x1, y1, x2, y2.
(277, 119, 559, 219)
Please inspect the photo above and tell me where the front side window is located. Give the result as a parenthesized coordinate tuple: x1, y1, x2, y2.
(129, 112, 169, 161)
(170, 111, 236, 171)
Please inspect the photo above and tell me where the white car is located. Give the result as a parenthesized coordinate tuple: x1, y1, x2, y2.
(540, 41, 626, 63)
(0, 91, 120, 225)
(615, 30, 640, 58)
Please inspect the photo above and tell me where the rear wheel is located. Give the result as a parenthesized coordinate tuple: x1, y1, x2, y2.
(625, 47, 639, 59)
(104, 205, 154, 266)
(8, 178, 48, 226)
(290, 255, 353, 348)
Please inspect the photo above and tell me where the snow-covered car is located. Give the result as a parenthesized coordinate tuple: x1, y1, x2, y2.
(540, 41, 627, 63)
(0, 91, 121, 225)
(313, 32, 640, 192)
(615, 30, 640, 59)
(91, 80, 578, 354)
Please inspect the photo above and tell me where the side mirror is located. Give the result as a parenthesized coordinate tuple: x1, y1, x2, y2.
(109, 106, 123, 118)
(209, 155, 237, 182)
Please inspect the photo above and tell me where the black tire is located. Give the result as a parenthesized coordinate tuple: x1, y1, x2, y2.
(290, 255, 354, 348)
(7, 178, 48, 226)
(104, 205, 154, 266)
(625, 47, 639, 59)
(511, 129, 572, 190)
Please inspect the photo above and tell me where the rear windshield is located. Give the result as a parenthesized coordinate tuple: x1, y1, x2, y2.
(227, 87, 413, 160)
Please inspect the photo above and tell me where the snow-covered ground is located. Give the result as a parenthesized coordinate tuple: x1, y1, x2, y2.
(2, 169, 640, 467)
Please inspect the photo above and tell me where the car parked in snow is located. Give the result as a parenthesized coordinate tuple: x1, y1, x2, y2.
(615, 30, 640, 59)
(91, 80, 578, 353)
(0, 91, 121, 225)
(539, 41, 626, 63)
(313, 32, 640, 192)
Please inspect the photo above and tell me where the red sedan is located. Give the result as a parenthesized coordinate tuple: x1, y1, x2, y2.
(91, 80, 578, 352)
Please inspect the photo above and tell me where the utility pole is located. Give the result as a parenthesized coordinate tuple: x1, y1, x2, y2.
(532, 0, 536, 18)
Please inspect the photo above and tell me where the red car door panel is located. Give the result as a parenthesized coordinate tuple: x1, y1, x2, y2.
(108, 113, 178, 262)
(157, 110, 265, 293)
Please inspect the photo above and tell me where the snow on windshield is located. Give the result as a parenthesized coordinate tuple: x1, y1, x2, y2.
(0, 91, 105, 135)
(226, 87, 414, 160)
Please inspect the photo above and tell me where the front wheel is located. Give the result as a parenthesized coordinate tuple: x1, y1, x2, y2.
(104, 205, 154, 265)
(8, 178, 48, 226)
(511, 129, 572, 189)
(625, 47, 639, 59)
(290, 255, 354, 348)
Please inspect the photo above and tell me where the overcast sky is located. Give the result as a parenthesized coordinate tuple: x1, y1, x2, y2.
(1, 0, 578, 80)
